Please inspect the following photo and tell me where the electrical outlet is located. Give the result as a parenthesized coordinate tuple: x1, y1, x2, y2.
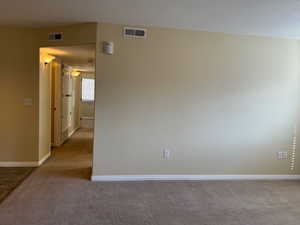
(277, 152, 283, 160)
(163, 149, 171, 159)
(277, 152, 288, 160)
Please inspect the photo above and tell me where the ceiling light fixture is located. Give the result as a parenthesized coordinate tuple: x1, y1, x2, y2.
(44, 55, 55, 65)
(71, 71, 81, 77)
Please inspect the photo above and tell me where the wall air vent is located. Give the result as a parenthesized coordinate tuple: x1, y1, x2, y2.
(48, 32, 63, 41)
(123, 27, 147, 39)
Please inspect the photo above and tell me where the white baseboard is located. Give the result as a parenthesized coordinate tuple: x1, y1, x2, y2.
(0, 161, 39, 167)
(91, 174, 300, 182)
(0, 151, 51, 167)
(69, 126, 80, 138)
(51, 143, 61, 148)
(38, 151, 51, 166)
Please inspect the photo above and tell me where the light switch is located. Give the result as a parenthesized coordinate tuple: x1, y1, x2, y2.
(163, 149, 171, 159)
(24, 98, 33, 106)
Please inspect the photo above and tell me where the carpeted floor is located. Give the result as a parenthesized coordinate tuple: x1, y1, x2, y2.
(0, 167, 34, 204)
(1, 129, 300, 225)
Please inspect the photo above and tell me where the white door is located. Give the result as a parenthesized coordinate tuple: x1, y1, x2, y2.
(61, 73, 73, 141)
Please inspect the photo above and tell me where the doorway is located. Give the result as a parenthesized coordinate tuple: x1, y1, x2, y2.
(39, 45, 95, 177)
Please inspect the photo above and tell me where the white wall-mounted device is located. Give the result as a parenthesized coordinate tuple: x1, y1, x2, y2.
(103, 41, 114, 55)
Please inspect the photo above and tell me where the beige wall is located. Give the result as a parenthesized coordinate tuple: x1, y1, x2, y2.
(93, 23, 300, 175)
(0, 28, 38, 162)
(1, 22, 300, 176)
(36, 23, 97, 47)
(51, 59, 62, 146)
(39, 50, 52, 160)
(0, 24, 97, 164)
(72, 76, 81, 132)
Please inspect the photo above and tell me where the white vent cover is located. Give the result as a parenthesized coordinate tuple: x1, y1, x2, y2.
(123, 27, 147, 39)
(48, 32, 63, 41)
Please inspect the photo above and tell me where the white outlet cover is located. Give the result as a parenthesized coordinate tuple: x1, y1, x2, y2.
(163, 149, 171, 159)
(277, 152, 288, 160)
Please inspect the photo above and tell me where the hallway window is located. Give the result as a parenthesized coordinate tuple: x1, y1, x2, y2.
(82, 78, 95, 101)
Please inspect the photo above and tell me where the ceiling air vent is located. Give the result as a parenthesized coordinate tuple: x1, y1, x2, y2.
(48, 32, 63, 41)
(123, 27, 147, 39)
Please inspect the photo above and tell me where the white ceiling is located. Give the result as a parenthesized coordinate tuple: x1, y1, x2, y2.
(43, 45, 95, 72)
(2, 0, 300, 38)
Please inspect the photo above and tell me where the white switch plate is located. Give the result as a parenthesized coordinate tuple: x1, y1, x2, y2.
(24, 98, 33, 106)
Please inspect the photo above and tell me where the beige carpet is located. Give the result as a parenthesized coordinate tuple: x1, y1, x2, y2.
(1, 129, 300, 225)
(0, 167, 34, 204)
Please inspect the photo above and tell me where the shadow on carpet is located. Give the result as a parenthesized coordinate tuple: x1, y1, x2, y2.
(0, 167, 34, 204)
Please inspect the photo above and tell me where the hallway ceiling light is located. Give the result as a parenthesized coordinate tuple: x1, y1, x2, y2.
(44, 55, 55, 65)
(71, 71, 81, 77)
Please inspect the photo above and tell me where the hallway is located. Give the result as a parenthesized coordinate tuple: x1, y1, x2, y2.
(47, 128, 93, 179)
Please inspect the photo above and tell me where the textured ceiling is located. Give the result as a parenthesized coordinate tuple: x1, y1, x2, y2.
(2, 0, 300, 38)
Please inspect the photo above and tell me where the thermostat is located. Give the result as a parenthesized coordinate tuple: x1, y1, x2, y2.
(103, 41, 114, 55)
